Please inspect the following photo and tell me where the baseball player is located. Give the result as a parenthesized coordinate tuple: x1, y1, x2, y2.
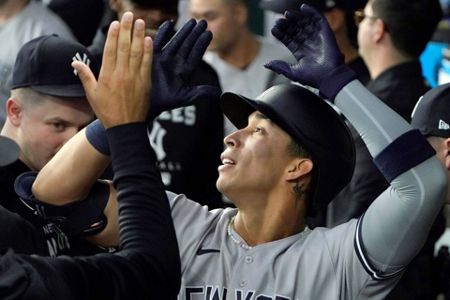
(20, 5, 447, 300)
(0, 12, 182, 299)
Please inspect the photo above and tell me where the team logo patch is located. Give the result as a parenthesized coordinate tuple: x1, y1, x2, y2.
(439, 119, 450, 130)
(72, 52, 91, 76)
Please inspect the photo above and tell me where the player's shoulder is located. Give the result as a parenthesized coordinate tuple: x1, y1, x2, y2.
(306, 219, 359, 246)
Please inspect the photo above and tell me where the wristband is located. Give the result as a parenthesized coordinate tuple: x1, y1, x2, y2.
(373, 130, 436, 182)
(85, 119, 110, 156)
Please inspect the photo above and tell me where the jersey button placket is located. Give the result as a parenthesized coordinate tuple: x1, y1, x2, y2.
(244, 255, 253, 264)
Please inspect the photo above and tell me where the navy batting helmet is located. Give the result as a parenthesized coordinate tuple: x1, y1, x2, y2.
(220, 83, 355, 216)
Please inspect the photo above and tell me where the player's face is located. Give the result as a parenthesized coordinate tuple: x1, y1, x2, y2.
(356, 2, 378, 66)
(14, 96, 93, 171)
(217, 111, 296, 202)
(115, 0, 178, 38)
(189, 0, 243, 52)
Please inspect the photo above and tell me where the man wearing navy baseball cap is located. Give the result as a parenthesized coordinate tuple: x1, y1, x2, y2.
(0, 34, 102, 257)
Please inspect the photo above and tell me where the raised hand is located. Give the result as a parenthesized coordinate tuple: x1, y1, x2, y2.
(72, 12, 153, 128)
(265, 4, 356, 101)
(149, 18, 221, 120)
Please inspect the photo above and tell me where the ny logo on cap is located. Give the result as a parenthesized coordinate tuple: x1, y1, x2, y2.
(72, 52, 91, 76)
(439, 119, 450, 130)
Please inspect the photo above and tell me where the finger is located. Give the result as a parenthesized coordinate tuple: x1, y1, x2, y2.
(264, 60, 293, 77)
(140, 36, 153, 84)
(162, 19, 196, 56)
(72, 61, 97, 103)
(285, 9, 304, 21)
(116, 11, 134, 71)
(177, 19, 208, 59)
(129, 19, 146, 73)
(271, 18, 289, 41)
(101, 20, 120, 75)
(185, 31, 212, 71)
(300, 3, 321, 18)
(153, 20, 174, 52)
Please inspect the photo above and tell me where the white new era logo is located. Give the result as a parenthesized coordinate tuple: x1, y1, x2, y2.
(72, 52, 90, 76)
(439, 119, 450, 130)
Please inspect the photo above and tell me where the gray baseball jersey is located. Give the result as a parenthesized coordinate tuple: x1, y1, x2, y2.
(169, 194, 399, 300)
(167, 80, 446, 300)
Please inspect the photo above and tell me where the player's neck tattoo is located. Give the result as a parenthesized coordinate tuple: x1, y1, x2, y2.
(227, 216, 254, 250)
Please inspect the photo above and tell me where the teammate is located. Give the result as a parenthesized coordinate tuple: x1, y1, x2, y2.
(23, 4, 447, 299)
(0, 34, 98, 256)
(0, 12, 182, 299)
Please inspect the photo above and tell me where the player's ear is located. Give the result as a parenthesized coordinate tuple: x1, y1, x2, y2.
(372, 18, 387, 43)
(6, 98, 23, 127)
(443, 137, 450, 170)
(286, 158, 313, 181)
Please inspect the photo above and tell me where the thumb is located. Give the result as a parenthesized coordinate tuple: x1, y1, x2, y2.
(264, 60, 293, 78)
(72, 61, 97, 99)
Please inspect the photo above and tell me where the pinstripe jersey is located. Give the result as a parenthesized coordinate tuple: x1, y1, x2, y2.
(168, 192, 401, 300)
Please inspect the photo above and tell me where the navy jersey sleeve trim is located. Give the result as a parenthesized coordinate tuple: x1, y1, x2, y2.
(354, 215, 404, 280)
(373, 130, 435, 182)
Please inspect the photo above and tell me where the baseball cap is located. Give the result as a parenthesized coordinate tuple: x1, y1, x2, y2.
(12, 34, 99, 98)
(221, 83, 355, 216)
(0, 136, 19, 167)
(260, 0, 366, 14)
(411, 83, 450, 138)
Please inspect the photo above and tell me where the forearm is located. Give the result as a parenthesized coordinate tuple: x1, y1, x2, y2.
(335, 80, 447, 271)
(32, 127, 111, 205)
(335, 80, 411, 153)
(107, 122, 180, 294)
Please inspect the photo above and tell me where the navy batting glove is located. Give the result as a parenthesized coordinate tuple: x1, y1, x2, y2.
(265, 4, 357, 101)
(148, 19, 221, 121)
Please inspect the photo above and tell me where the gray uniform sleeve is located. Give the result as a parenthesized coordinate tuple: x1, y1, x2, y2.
(335, 80, 447, 277)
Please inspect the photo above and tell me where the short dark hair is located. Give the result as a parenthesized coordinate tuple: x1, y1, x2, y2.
(371, 0, 442, 58)
(129, 0, 179, 15)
